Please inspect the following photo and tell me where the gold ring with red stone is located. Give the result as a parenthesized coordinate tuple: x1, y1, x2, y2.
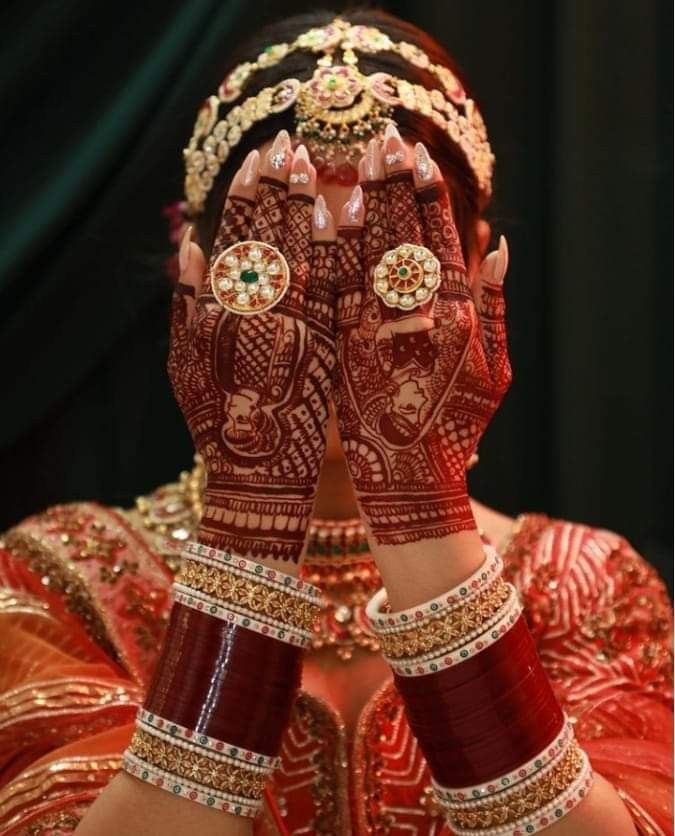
(373, 244, 441, 310)
(210, 240, 290, 315)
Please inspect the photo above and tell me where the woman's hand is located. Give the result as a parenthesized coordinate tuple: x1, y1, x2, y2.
(169, 131, 337, 562)
(334, 130, 510, 547)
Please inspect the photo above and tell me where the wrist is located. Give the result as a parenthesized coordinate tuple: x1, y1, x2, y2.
(198, 488, 313, 566)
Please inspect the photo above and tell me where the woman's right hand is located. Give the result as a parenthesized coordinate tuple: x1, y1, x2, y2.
(169, 131, 337, 563)
(334, 131, 511, 549)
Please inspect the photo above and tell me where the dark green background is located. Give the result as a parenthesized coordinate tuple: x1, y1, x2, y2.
(1, 1, 672, 587)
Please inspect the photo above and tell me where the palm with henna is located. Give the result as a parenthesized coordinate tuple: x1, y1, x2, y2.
(170, 132, 337, 563)
(334, 128, 511, 548)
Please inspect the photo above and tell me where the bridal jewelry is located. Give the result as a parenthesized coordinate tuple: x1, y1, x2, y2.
(184, 18, 493, 215)
(210, 240, 290, 314)
(373, 243, 441, 310)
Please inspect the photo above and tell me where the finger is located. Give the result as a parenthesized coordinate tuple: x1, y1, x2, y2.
(169, 227, 193, 355)
(276, 144, 315, 318)
(383, 124, 424, 247)
(249, 129, 291, 248)
(413, 142, 470, 294)
(173, 226, 207, 327)
(359, 140, 389, 279)
(336, 185, 365, 330)
(472, 235, 512, 395)
(307, 195, 337, 337)
(210, 149, 259, 264)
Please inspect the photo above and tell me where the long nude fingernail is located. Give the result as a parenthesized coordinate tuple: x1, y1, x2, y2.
(241, 149, 260, 186)
(384, 122, 406, 167)
(314, 194, 329, 229)
(365, 138, 383, 180)
(290, 144, 311, 185)
(494, 235, 509, 283)
(179, 225, 192, 274)
(414, 142, 433, 181)
(270, 129, 291, 169)
(347, 184, 363, 222)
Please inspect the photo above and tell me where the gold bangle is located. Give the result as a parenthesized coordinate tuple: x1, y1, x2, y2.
(446, 743, 584, 830)
(379, 576, 510, 659)
(130, 729, 268, 801)
(177, 558, 321, 633)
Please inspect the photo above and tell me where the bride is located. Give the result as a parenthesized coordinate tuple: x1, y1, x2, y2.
(0, 11, 671, 836)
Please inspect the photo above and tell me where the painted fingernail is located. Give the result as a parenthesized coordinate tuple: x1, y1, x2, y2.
(241, 149, 260, 186)
(347, 185, 363, 223)
(270, 129, 291, 169)
(414, 142, 433, 181)
(365, 138, 384, 180)
(384, 123, 405, 166)
(179, 225, 192, 274)
(289, 144, 311, 185)
(314, 193, 329, 230)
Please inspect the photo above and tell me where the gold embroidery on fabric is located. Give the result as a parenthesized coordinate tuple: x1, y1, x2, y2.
(0, 756, 121, 824)
(3, 529, 119, 660)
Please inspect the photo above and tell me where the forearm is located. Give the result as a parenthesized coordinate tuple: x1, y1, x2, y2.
(75, 771, 252, 836)
(368, 528, 637, 835)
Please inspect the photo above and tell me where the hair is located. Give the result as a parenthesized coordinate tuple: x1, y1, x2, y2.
(195, 9, 489, 263)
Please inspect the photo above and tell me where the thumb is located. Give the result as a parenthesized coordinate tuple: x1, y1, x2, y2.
(177, 226, 207, 327)
(472, 235, 511, 394)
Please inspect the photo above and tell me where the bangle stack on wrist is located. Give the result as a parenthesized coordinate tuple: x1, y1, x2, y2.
(366, 545, 593, 835)
(121, 541, 323, 818)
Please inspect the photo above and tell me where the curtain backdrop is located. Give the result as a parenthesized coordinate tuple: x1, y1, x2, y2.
(1, 0, 671, 588)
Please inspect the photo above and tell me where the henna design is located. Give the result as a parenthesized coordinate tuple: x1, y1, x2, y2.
(386, 171, 423, 247)
(335, 175, 510, 546)
(168, 185, 335, 562)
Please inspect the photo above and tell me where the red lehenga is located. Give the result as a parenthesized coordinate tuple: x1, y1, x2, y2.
(0, 463, 672, 835)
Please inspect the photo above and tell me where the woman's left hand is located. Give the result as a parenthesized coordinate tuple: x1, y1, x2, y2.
(334, 132, 511, 547)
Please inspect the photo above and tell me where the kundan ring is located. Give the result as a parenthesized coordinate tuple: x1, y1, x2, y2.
(210, 240, 290, 315)
(373, 244, 441, 310)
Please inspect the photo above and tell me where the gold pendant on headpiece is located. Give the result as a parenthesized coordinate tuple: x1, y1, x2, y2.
(373, 244, 441, 310)
(210, 241, 290, 315)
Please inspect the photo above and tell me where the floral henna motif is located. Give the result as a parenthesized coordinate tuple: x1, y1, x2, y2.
(168, 184, 335, 562)
(335, 176, 510, 546)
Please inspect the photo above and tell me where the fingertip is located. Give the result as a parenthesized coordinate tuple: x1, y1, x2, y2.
(357, 156, 367, 182)
(312, 193, 336, 240)
(339, 184, 364, 227)
(230, 149, 260, 199)
(182, 240, 207, 297)
(289, 143, 316, 196)
(178, 225, 192, 275)
(498, 234, 509, 278)
(262, 129, 292, 181)
(364, 138, 384, 181)
(413, 144, 443, 189)
(383, 123, 411, 175)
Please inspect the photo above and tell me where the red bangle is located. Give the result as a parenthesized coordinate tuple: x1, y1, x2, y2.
(394, 614, 564, 786)
(144, 603, 302, 755)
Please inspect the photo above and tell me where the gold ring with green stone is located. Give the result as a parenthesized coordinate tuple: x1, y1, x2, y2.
(210, 240, 290, 315)
(373, 243, 441, 310)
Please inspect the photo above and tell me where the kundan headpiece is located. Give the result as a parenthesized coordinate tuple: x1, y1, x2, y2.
(184, 17, 494, 216)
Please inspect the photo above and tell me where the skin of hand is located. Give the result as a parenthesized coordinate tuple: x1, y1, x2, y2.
(170, 131, 337, 568)
(332, 127, 511, 579)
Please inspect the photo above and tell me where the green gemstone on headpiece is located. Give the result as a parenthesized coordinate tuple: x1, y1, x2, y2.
(328, 76, 338, 88)
(240, 269, 258, 284)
